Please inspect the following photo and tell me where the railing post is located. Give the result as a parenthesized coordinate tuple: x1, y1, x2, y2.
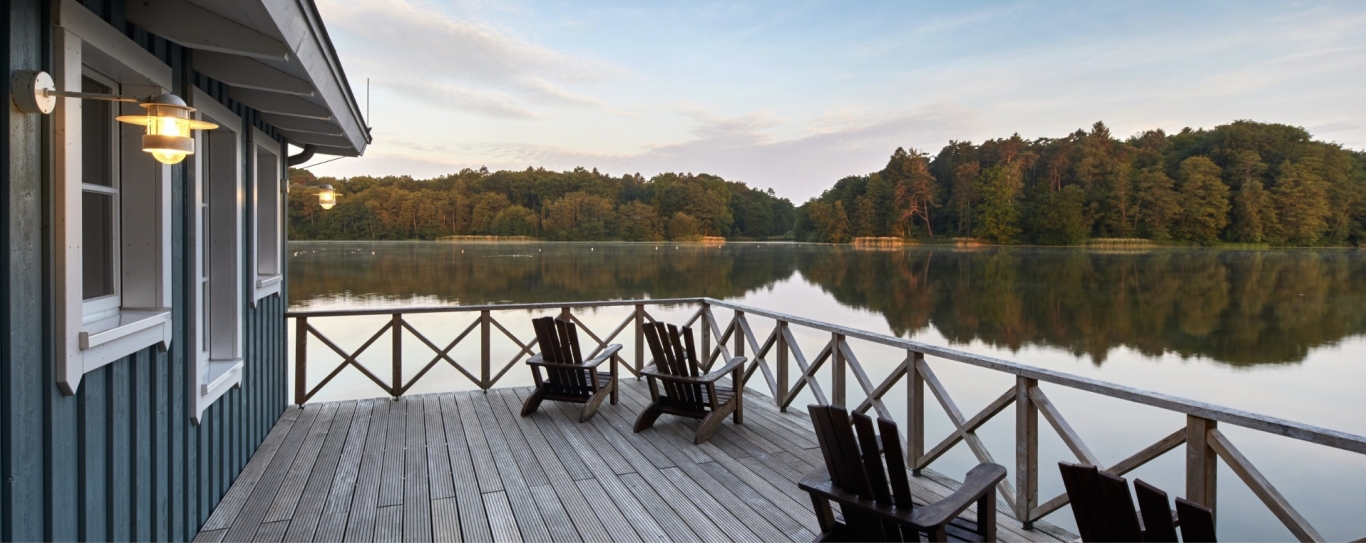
(1016, 376, 1039, 528)
(733, 309, 745, 358)
(700, 301, 711, 363)
(634, 303, 645, 377)
(480, 310, 492, 392)
(1186, 415, 1218, 520)
(908, 350, 924, 474)
(294, 317, 307, 405)
(831, 333, 846, 407)
(391, 313, 402, 399)
(776, 320, 789, 411)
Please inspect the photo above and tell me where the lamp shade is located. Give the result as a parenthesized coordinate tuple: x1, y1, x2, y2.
(317, 184, 339, 209)
(116, 94, 218, 164)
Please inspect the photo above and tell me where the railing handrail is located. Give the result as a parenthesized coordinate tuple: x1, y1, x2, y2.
(698, 297, 1366, 456)
(283, 297, 706, 318)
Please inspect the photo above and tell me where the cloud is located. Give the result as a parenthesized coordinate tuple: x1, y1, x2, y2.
(316, 0, 614, 118)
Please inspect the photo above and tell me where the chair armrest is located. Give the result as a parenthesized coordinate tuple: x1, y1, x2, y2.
(798, 463, 1007, 530)
(907, 463, 1006, 528)
(526, 345, 621, 370)
(640, 357, 746, 384)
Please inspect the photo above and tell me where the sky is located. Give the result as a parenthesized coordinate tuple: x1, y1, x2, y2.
(307, 0, 1366, 203)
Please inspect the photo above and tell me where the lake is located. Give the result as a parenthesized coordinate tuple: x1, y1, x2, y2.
(288, 241, 1366, 541)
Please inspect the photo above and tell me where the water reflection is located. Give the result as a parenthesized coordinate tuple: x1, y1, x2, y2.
(289, 242, 1366, 367)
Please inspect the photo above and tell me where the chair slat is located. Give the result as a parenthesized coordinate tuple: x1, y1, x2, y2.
(1096, 470, 1143, 541)
(1134, 479, 1179, 543)
(1058, 462, 1103, 542)
(1175, 497, 1217, 542)
(877, 417, 915, 509)
(852, 412, 893, 505)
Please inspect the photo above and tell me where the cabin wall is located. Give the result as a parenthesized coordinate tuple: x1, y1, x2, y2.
(1, 0, 289, 540)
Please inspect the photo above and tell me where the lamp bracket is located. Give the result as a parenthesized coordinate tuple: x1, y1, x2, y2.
(10, 70, 146, 114)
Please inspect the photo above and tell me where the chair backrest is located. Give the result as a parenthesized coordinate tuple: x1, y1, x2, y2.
(1133, 479, 1178, 543)
(1175, 497, 1217, 542)
(1058, 462, 1142, 542)
(808, 404, 913, 541)
(643, 322, 706, 406)
(532, 316, 594, 392)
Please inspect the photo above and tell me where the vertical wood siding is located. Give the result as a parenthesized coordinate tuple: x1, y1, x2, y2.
(2, 0, 291, 540)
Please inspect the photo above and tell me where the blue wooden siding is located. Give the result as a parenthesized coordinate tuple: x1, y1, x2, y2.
(1, 0, 291, 540)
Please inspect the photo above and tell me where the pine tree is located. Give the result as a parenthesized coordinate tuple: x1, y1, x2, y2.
(1134, 168, 1178, 241)
(1229, 181, 1278, 243)
(974, 165, 1023, 243)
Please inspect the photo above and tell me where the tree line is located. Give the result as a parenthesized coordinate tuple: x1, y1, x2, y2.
(288, 167, 796, 241)
(795, 120, 1366, 246)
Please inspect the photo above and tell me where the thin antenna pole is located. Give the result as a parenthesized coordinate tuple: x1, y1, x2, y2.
(366, 78, 371, 129)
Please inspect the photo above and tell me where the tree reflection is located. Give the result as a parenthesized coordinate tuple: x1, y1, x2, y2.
(289, 242, 1366, 367)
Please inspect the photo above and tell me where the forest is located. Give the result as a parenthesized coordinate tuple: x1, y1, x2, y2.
(795, 120, 1366, 245)
(287, 167, 796, 241)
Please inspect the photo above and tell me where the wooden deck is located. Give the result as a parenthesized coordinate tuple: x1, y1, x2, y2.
(193, 379, 1074, 542)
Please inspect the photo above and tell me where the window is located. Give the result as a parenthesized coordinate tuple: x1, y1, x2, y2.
(54, 7, 174, 396)
(253, 129, 284, 301)
(190, 90, 245, 423)
(81, 73, 120, 321)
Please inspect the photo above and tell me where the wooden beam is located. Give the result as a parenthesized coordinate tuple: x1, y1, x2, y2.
(125, 0, 290, 61)
(277, 131, 355, 149)
(1186, 415, 1218, 519)
(193, 51, 314, 96)
(1029, 386, 1101, 467)
(1208, 429, 1325, 542)
(230, 88, 331, 120)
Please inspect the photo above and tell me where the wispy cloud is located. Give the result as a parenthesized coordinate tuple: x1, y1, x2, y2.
(317, 0, 614, 118)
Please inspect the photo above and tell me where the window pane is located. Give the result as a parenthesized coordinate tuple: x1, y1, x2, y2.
(81, 77, 113, 188)
(82, 192, 115, 299)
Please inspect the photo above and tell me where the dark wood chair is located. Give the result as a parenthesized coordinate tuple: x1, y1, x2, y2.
(520, 316, 621, 423)
(801, 404, 1007, 542)
(633, 322, 746, 444)
(1174, 497, 1216, 543)
(1133, 479, 1179, 543)
(1059, 462, 1217, 542)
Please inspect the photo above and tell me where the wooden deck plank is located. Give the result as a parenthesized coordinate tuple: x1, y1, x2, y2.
(431, 497, 461, 542)
(470, 391, 554, 542)
(342, 398, 390, 541)
(483, 491, 524, 543)
(206, 380, 1071, 543)
(251, 520, 288, 543)
(375, 505, 403, 543)
(530, 484, 584, 543)
(264, 403, 339, 522)
(500, 388, 616, 543)
(423, 395, 455, 500)
(198, 407, 300, 531)
(378, 399, 407, 508)
(439, 393, 494, 543)
(281, 401, 357, 541)
(403, 397, 433, 542)
(321, 400, 374, 516)
(219, 406, 321, 542)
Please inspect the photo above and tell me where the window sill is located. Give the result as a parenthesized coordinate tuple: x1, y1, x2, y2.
(194, 358, 244, 425)
(77, 309, 172, 371)
(254, 274, 283, 304)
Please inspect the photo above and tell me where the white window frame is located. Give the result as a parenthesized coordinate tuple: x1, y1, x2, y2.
(79, 69, 123, 322)
(252, 128, 284, 302)
(54, 0, 174, 395)
(189, 89, 246, 424)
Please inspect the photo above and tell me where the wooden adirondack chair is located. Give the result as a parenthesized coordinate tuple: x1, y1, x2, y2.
(801, 404, 1007, 542)
(633, 322, 746, 444)
(520, 316, 621, 423)
(1058, 462, 1217, 542)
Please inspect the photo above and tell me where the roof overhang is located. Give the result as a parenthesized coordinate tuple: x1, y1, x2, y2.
(125, 0, 370, 157)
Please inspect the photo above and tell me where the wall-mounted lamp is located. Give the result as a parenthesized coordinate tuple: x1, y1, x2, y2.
(317, 184, 340, 210)
(12, 70, 217, 164)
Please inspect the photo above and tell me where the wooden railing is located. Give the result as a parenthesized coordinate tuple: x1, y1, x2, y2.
(286, 297, 1366, 541)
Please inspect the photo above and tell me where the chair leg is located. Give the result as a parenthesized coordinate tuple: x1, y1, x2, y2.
(521, 386, 548, 417)
(633, 400, 665, 433)
(610, 362, 619, 406)
(694, 405, 731, 444)
(580, 387, 612, 423)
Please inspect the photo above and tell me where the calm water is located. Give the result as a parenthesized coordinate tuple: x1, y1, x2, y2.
(289, 241, 1366, 540)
